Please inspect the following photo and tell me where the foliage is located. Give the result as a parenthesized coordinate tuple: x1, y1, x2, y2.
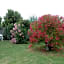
(1, 22, 5, 27)
(20, 20, 30, 30)
(4, 9, 23, 26)
(28, 14, 64, 51)
(10, 22, 29, 44)
(0, 17, 2, 25)
(3, 23, 14, 40)
(2, 9, 23, 40)
(0, 16, 2, 29)
(29, 16, 37, 22)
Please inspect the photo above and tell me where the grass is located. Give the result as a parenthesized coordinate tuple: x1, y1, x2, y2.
(0, 41, 64, 64)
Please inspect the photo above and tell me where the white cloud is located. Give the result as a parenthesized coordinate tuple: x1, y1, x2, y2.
(0, 0, 64, 19)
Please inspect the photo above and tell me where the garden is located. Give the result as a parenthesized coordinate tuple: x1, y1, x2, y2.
(0, 9, 64, 64)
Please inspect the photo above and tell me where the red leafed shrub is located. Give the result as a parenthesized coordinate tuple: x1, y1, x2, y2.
(28, 14, 64, 51)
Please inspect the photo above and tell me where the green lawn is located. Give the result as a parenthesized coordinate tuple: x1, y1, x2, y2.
(0, 41, 64, 64)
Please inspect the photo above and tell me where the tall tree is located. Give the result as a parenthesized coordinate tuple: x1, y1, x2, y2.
(0, 17, 2, 26)
(4, 9, 23, 26)
(0, 17, 2, 29)
(29, 16, 37, 22)
(3, 9, 23, 40)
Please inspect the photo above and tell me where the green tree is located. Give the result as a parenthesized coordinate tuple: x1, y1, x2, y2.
(3, 9, 23, 40)
(0, 17, 2, 29)
(29, 16, 37, 22)
(4, 9, 23, 26)
(0, 17, 2, 26)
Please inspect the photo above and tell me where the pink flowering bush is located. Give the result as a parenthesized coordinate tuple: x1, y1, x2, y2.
(10, 23, 28, 44)
(28, 14, 64, 51)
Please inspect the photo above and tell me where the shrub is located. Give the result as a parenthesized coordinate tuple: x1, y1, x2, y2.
(28, 14, 64, 51)
(20, 20, 30, 30)
(10, 22, 29, 44)
(3, 24, 13, 40)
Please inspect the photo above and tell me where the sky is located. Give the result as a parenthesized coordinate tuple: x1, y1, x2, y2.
(0, 0, 64, 19)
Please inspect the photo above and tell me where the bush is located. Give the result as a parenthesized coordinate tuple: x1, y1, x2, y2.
(20, 20, 30, 30)
(10, 22, 29, 44)
(28, 14, 64, 51)
(3, 24, 13, 40)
